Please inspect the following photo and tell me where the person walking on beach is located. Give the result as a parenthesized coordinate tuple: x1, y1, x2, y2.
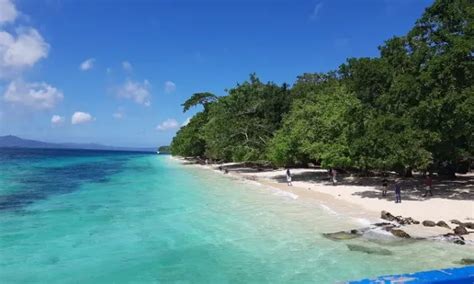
(423, 174, 433, 197)
(286, 169, 292, 186)
(394, 181, 402, 203)
(382, 177, 388, 197)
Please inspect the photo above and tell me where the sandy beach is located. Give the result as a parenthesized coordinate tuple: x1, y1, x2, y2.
(175, 158, 474, 244)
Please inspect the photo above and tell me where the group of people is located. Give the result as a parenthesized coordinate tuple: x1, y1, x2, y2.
(285, 168, 434, 204)
(382, 175, 434, 203)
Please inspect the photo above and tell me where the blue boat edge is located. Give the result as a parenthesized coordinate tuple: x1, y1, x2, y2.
(348, 266, 474, 283)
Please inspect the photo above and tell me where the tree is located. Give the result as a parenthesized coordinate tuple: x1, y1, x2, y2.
(203, 74, 291, 161)
(181, 92, 217, 113)
(268, 81, 357, 168)
(170, 112, 208, 157)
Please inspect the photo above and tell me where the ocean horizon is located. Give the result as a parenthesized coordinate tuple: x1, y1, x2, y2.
(0, 148, 472, 283)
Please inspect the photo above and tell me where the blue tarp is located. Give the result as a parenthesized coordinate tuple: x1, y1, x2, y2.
(349, 266, 474, 283)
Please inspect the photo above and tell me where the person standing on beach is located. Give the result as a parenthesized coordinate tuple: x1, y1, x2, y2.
(331, 169, 337, 185)
(395, 181, 402, 203)
(382, 177, 388, 197)
(286, 169, 292, 186)
(423, 174, 433, 197)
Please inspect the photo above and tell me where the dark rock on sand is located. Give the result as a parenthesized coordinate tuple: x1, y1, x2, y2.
(459, 258, 474, 265)
(381, 211, 395, 221)
(390, 229, 411, 238)
(422, 220, 436, 227)
(450, 219, 463, 225)
(380, 211, 419, 225)
(463, 222, 474, 230)
(374, 222, 392, 227)
(323, 231, 361, 241)
(399, 217, 419, 225)
(436, 221, 451, 229)
(347, 244, 392, 256)
(454, 226, 468, 235)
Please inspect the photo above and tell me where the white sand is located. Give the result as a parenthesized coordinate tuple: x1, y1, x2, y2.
(174, 158, 474, 242)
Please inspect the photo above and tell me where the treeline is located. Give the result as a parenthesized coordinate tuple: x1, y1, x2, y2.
(171, 0, 473, 176)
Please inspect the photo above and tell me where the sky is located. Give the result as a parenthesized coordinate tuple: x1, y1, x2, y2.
(0, 0, 434, 147)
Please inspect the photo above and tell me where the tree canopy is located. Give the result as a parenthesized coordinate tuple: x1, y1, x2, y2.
(170, 0, 473, 176)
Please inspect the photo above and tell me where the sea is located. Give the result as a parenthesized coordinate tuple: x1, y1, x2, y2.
(0, 148, 472, 283)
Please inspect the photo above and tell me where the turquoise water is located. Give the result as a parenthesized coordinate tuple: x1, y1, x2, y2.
(0, 148, 472, 283)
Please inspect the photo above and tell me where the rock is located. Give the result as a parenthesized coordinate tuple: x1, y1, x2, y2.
(412, 220, 420, 225)
(390, 229, 411, 238)
(323, 231, 361, 241)
(459, 258, 474, 265)
(454, 226, 469, 235)
(381, 210, 395, 221)
(463, 222, 474, 230)
(450, 219, 463, 225)
(347, 244, 392, 256)
(454, 239, 466, 245)
(373, 222, 392, 227)
(422, 220, 436, 227)
(436, 221, 451, 229)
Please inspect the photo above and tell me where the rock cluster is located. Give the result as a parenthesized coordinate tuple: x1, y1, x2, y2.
(380, 211, 419, 225)
(380, 210, 473, 245)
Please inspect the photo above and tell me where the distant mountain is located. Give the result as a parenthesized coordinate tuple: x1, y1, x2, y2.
(0, 135, 155, 152)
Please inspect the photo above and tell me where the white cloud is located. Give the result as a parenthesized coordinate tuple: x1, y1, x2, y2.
(310, 2, 323, 20)
(0, 0, 17, 25)
(3, 80, 63, 110)
(113, 110, 124, 119)
(0, 28, 50, 78)
(51, 114, 64, 125)
(71, 111, 94, 125)
(122, 61, 132, 72)
(116, 79, 151, 106)
(156, 118, 179, 131)
(181, 117, 191, 126)
(79, 58, 95, 71)
(164, 80, 176, 94)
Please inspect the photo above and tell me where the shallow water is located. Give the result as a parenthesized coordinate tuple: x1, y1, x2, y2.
(0, 148, 472, 283)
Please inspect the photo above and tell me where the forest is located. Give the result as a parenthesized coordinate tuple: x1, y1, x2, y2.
(170, 0, 473, 177)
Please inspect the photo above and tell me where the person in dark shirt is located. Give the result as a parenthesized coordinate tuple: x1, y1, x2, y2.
(423, 175, 433, 197)
(286, 169, 292, 186)
(394, 181, 402, 203)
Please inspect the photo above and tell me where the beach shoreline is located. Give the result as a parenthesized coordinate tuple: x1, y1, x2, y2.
(171, 156, 474, 245)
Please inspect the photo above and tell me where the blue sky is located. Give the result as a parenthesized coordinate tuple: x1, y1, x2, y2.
(0, 0, 433, 147)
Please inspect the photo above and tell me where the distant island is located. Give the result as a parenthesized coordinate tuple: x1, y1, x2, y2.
(0, 135, 156, 153)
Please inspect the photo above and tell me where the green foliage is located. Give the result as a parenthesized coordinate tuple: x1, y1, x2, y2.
(203, 74, 291, 161)
(169, 0, 473, 175)
(170, 112, 208, 157)
(157, 145, 171, 154)
(268, 81, 357, 168)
